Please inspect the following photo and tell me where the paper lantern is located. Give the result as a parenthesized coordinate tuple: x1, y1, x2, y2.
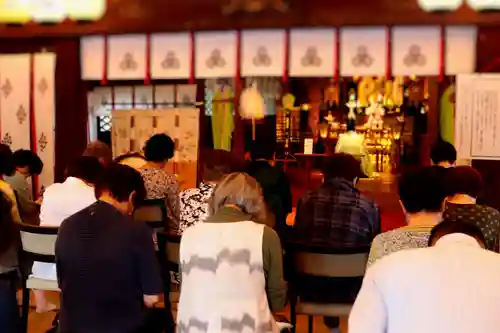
(239, 84, 265, 120)
(466, 0, 500, 10)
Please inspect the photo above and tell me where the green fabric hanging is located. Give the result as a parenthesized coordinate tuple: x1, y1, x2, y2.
(439, 84, 455, 144)
(211, 86, 234, 151)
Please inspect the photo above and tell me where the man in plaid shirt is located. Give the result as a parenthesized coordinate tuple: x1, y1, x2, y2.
(293, 153, 380, 248)
(291, 153, 380, 333)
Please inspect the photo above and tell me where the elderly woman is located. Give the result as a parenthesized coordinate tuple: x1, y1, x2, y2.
(177, 173, 287, 333)
(138, 134, 180, 233)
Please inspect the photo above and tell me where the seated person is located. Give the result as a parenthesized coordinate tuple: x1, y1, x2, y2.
(31, 156, 102, 313)
(178, 173, 287, 333)
(335, 121, 373, 177)
(246, 143, 292, 239)
(56, 163, 165, 333)
(0, 193, 21, 332)
(139, 134, 180, 233)
(82, 140, 113, 167)
(115, 152, 146, 169)
(349, 221, 500, 333)
(292, 153, 379, 333)
(5, 149, 43, 225)
(179, 149, 234, 233)
(430, 140, 456, 168)
(444, 166, 500, 251)
(367, 166, 447, 267)
(293, 153, 380, 248)
(0, 144, 20, 223)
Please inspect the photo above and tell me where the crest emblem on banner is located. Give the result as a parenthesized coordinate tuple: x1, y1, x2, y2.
(161, 51, 181, 70)
(403, 45, 426, 67)
(1, 79, 12, 98)
(16, 105, 27, 124)
(300, 47, 322, 67)
(351, 45, 374, 67)
(2, 133, 12, 146)
(253, 47, 272, 67)
(206, 49, 226, 69)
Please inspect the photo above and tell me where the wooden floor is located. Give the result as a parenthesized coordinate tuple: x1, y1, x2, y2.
(27, 291, 347, 333)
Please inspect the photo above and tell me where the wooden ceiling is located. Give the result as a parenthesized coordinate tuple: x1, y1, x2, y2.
(0, 0, 499, 38)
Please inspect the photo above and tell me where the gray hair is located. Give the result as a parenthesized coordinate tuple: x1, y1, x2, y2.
(208, 172, 270, 225)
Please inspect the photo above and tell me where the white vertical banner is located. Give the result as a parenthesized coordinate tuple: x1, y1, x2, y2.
(33, 53, 56, 193)
(392, 26, 441, 76)
(154, 85, 175, 106)
(134, 86, 154, 109)
(340, 27, 387, 77)
(107, 35, 147, 80)
(241, 30, 285, 77)
(80, 36, 105, 80)
(0, 54, 31, 151)
(289, 28, 335, 77)
(195, 31, 237, 78)
(113, 86, 133, 110)
(445, 26, 477, 75)
(151, 33, 191, 79)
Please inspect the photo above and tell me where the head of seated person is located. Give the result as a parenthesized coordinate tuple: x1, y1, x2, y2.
(431, 141, 457, 168)
(12, 149, 43, 178)
(428, 219, 486, 248)
(83, 141, 113, 167)
(321, 153, 366, 185)
(114, 152, 146, 170)
(202, 149, 236, 185)
(95, 163, 146, 215)
(445, 166, 482, 203)
(208, 172, 269, 225)
(399, 166, 449, 224)
(65, 156, 103, 187)
(248, 141, 275, 162)
(143, 134, 175, 168)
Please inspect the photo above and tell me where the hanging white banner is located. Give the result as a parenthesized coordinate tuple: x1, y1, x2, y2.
(80, 36, 105, 80)
(289, 28, 335, 77)
(195, 31, 237, 78)
(392, 26, 441, 76)
(241, 30, 285, 77)
(0, 54, 31, 151)
(151, 33, 191, 80)
(446, 26, 477, 75)
(107, 35, 147, 80)
(33, 53, 57, 193)
(340, 27, 387, 76)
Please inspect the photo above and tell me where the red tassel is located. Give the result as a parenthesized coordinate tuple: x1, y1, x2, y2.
(189, 31, 195, 84)
(235, 30, 241, 90)
(145, 33, 151, 85)
(282, 29, 290, 84)
(439, 25, 446, 82)
(386, 26, 392, 80)
(29, 54, 39, 199)
(101, 35, 108, 85)
(334, 28, 340, 82)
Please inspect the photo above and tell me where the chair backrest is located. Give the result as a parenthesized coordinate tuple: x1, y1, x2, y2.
(157, 231, 181, 272)
(286, 242, 369, 278)
(18, 222, 58, 264)
(134, 199, 167, 230)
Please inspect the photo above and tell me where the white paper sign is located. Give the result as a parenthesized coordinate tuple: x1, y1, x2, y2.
(456, 74, 500, 160)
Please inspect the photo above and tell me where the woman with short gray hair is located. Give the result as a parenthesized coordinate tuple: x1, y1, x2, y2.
(178, 173, 286, 333)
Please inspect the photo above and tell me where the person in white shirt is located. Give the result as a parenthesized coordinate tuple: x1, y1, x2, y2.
(32, 156, 103, 313)
(349, 220, 500, 333)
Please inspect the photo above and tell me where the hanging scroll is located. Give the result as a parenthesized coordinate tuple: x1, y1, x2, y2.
(107, 35, 147, 80)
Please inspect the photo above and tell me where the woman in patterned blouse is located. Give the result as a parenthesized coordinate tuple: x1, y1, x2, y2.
(138, 134, 180, 233)
(179, 149, 237, 233)
(443, 166, 500, 251)
(367, 166, 448, 267)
